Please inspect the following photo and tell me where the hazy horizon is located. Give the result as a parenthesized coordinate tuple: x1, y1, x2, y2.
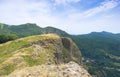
(0, 0, 120, 34)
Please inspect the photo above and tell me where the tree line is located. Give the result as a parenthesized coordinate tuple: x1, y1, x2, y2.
(0, 34, 18, 44)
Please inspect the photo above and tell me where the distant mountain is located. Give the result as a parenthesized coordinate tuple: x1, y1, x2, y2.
(0, 23, 69, 37)
(0, 23, 120, 77)
(71, 31, 120, 77)
(80, 31, 120, 43)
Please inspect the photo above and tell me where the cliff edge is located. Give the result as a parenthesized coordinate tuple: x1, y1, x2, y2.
(0, 34, 91, 77)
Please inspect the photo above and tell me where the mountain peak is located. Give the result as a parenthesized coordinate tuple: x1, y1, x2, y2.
(21, 23, 37, 26)
(101, 31, 113, 34)
(90, 31, 113, 35)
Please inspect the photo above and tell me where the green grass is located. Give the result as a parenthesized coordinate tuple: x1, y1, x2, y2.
(22, 54, 49, 66)
(0, 35, 58, 76)
(23, 56, 39, 66)
(0, 64, 15, 75)
(0, 40, 29, 63)
(0, 35, 53, 63)
(22, 49, 55, 66)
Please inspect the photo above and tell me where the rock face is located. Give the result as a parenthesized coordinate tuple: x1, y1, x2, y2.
(0, 34, 91, 77)
(7, 61, 91, 77)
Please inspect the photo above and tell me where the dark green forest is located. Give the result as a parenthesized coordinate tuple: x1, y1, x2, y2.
(71, 32, 120, 77)
(0, 23, 120, 77)
(0, 34, 17, 44)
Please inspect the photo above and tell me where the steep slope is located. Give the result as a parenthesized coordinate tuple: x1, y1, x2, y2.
(71, 32, 120, 77)
(0, 23, 69, 37)
(0, 34, 90, 77)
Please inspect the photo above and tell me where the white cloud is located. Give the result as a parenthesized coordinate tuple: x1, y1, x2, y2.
(69, 0, 119, 19)
(0, 0, 60, 26)
(0, 0, 120, 34)
(54, 0, 81, 5)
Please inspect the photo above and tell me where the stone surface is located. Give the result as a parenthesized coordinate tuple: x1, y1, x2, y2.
(6, 61, 91, 77)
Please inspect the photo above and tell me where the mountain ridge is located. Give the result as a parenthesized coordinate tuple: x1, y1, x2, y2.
(0, 23, 69, 37)
(0, 23, 120, 77)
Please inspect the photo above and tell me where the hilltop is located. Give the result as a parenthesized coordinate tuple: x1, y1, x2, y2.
(0, 34, 91, 77)
(0, 23, 69, 37)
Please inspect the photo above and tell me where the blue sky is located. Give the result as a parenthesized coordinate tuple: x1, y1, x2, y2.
(0, 0, 120, 34)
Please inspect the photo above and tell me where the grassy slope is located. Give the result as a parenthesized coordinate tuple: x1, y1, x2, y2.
(0, 34, 82, 76)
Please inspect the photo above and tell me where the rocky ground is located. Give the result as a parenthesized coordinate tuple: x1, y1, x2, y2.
(6, 61, 91, 77)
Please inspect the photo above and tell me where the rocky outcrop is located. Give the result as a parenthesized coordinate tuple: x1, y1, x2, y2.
(0, 34, 91, 77)
(7, 61, 91, 77)
(62, 37, 82, 64)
